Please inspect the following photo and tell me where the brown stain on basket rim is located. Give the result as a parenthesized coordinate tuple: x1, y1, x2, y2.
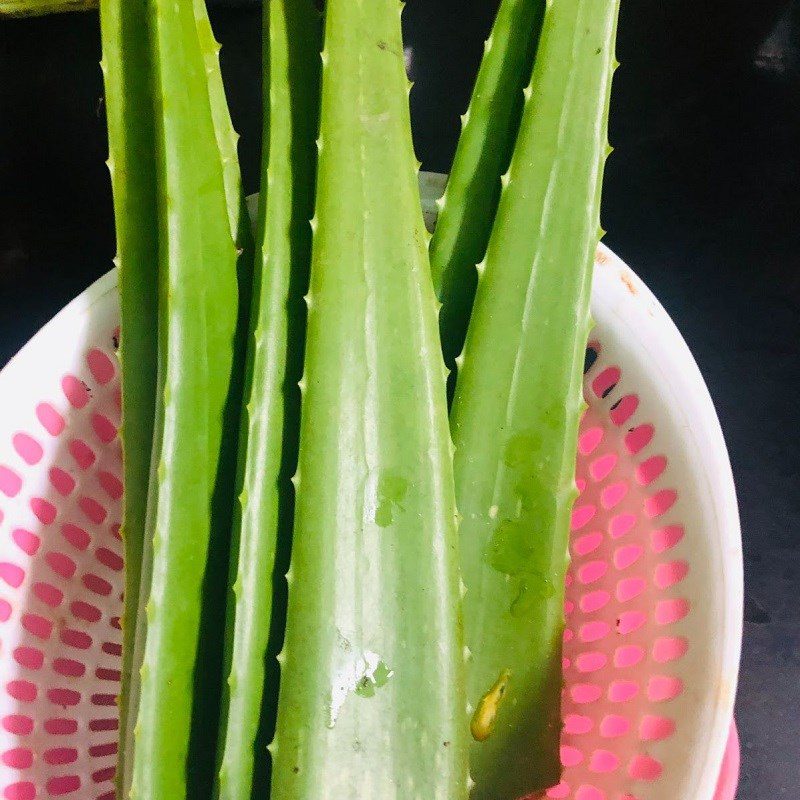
(621, 271, 638, 296)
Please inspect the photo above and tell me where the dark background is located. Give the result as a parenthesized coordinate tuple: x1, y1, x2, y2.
(1, 2, 799, 796)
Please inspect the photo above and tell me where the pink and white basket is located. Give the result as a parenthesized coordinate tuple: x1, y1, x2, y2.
(0, 179, 742, 800)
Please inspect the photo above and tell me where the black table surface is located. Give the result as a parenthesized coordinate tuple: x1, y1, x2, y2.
(1, 2, 799, 797)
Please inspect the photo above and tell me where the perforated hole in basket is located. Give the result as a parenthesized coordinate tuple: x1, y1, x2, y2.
(0, 329, 690, 800)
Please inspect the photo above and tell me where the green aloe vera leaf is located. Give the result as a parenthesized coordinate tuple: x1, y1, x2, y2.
(193, 0, 254, 261)
(215, 2, 321, 799)
(194, 0, 241, 240)
(450, 1, 620, 797)
(430, 0, 545, 398)
(193, 0, 254, 376)
(269, 1, 468, 797)
(0, 0, 93, 15)
(185, 2, 255, 794)
(125, 0, 240, 796)
(103, 1, 252, 794)
(97, 0, 157, 793)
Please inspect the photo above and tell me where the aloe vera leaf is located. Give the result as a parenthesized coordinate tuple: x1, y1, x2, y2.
(449, 1, 620, 797)
(269, 2, 468, 797)
(429, 0, 545, 397)
(126, 0, 240, 796)
(194, 0, 240, 240)
(193, 0, 255, 372)
(0, 0, 93, 15)
(107, 3, 252, 794)
(185, 4, 255, 794)
(97, 0, 157, 794)
(215, 2, 321, 799)
(193, 0, 253, 256)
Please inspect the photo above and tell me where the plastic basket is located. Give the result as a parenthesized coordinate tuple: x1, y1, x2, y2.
(0, 177, 742, 800)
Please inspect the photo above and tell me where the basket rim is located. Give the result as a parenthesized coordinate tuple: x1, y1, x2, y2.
(588, 243, 742, 800)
